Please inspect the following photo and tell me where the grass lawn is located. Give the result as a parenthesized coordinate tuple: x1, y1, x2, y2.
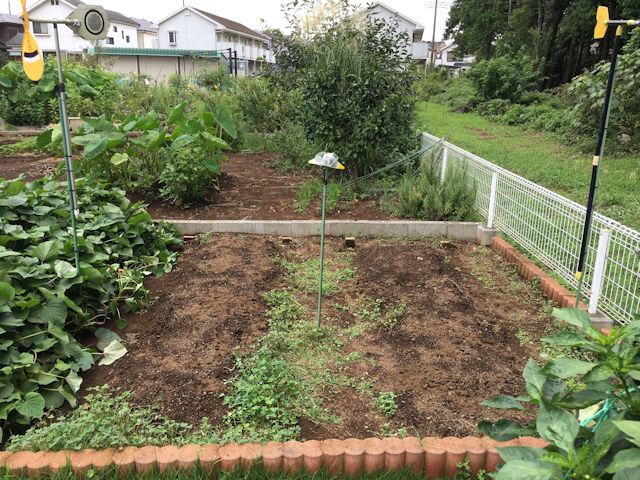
(2, 465, 460, 480)
(416, 101, 640, 230)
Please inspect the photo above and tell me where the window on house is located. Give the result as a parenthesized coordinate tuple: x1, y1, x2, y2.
(105, 37, 114, 45)
(113, 26, 117, 32)
(32, 22, 48, 34)
(168, 31, 177, 45)
(121, 31, 124, 39)
(126, 36, 130, 43)
(50, 0, 59, 5)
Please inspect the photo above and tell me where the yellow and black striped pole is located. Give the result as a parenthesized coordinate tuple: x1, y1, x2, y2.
(575, 7, 638, 307)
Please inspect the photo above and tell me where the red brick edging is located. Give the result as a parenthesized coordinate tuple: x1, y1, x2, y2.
(491, 237, 587, 310)
(0, 436, 548, 477)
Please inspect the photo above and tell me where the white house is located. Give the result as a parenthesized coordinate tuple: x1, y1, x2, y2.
(25, 0, 139, 56)
(435, 41, 475, 72)
(131, 17, 158, 49)
(363, 1, 430, 63)
(156, 6, 274, 76)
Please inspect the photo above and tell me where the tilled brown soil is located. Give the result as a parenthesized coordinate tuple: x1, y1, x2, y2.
(0, 152, 61, 182)
(0, 150, 398, 220)
(82, 234, 552, 440)
(131, 153, 397, 221)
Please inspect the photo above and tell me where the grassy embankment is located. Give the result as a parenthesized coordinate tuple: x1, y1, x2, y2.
(417, 101, 640, 230)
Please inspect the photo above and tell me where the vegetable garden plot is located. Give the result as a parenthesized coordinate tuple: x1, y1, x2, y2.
(0, 150, 400, 222)
(75, 234, 558, 443)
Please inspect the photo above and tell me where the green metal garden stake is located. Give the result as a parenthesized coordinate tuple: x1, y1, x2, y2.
(54, 23, 80, 273)
(317, 168, 328, 329)
(575, 8, 639, 307)
(309, 152, 344, 329)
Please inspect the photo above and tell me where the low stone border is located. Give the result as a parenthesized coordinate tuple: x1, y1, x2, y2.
(491, 237, 588, 310)
(0, 131, 44, 139)
(1, 436, 548, 478)
(165, 220, 482, 242)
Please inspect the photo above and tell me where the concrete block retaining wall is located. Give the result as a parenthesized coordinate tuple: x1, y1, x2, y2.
(1, 436, 548, 478)
(166, 220, 482, 242)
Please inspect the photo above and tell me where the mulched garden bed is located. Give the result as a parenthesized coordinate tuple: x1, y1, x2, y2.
(81, 233, 553, 440)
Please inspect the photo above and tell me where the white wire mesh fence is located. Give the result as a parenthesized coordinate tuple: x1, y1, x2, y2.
(421, 132, 640, 325)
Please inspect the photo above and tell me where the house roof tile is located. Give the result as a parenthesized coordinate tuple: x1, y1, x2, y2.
(0, 14, 22, 25)
(192, 8, 267, 40)
(130, 17, 157, 33)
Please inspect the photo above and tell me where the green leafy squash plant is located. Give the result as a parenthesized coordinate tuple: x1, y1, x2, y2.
(479, 308, 640, 479)
(0, 176, 180, 440)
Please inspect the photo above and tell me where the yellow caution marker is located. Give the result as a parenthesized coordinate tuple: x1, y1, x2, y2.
(594, 6, 609, 39)
(19, 0, 44, 81)
(577, 271, 583, 281)
(593, 155, 600, 166)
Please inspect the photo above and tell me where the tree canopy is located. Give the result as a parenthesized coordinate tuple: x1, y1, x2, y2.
(445, 0, 640, 87)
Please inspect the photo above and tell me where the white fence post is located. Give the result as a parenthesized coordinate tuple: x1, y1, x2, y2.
(487, 173, 498, 228)
(589, 229, 611, 314)
(440, 147, 448, 183)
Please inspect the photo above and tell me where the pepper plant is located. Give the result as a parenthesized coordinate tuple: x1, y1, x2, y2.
(478, 308, 640, 479)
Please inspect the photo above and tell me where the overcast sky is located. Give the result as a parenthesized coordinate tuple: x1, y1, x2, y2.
(1, 0, 451, 41)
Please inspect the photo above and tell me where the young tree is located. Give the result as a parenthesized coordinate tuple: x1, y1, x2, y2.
(299, 13, 418, 181)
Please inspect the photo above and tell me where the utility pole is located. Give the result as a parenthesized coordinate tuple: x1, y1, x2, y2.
(430, 0, 438, 69)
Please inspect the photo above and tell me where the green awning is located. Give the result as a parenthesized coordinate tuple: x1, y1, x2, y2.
(90, 47, 222, 58)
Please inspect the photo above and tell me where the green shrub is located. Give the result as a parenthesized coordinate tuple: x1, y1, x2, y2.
(414, 68, 450, 98)
(196, 64, 232, 90)
(430, 76, 479, 112)
(228, 77, 280, 150)
(569, 29, 640, 146)
(0, 59, 121, 126)
(476, 98, 512, 117)
(467, 52, 542, 103)
(266, 122, 317, 173)
(0, 177, 180, 438)
(160, 145, 221, 207)
(396, 153, 477, 221)
(39, 102, 235, 207)
(298, 14, 418, 181)
(0, 80, 51, 126)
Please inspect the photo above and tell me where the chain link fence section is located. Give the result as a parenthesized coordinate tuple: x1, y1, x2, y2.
(421, 132, 640, 325)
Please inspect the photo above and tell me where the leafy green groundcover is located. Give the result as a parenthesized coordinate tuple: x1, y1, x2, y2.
(0, 176, 180, 440)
